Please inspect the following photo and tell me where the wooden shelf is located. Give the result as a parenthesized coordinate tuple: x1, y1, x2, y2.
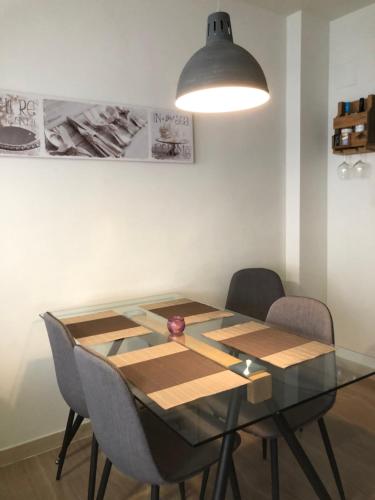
(332, 94, 375, 155)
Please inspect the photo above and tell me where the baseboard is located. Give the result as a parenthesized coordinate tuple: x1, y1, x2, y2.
(0, 421, 92, 468)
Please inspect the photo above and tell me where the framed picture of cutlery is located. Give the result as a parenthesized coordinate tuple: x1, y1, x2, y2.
(0, 90, 194, 163)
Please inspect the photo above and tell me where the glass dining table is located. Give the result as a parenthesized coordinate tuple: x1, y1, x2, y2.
(52, 293, 375, 500)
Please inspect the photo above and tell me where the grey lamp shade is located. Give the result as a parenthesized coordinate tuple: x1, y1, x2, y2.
(176, 12, 270, 113)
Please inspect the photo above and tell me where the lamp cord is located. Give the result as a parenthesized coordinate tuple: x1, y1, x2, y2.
(217, 0, 221, 11)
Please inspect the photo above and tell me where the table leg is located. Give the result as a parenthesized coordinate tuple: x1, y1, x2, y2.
(212, 388, 242, 500)
(107, 339, 122, 356)
(212, 431, 236, 500)
(273, 412, 332, 500)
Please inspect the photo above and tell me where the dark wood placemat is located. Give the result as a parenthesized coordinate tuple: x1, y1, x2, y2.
(116, 342, 249, 409)
(221, 328, 309, 358)
(67, 315, 140, 339)
(148, 301, 218, 319)
(204, 322, 335, 368)
(120, 348, 224, 394)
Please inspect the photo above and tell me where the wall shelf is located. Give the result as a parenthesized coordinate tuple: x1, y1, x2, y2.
(332, 94, 375, 155)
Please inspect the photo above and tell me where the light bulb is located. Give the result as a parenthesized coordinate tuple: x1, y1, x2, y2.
(176, 86, 270, 113)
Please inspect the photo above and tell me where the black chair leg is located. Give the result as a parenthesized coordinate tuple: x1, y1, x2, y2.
(56, 410, 84, 480)
(199, 467, 210, 500)
(229, 458, 241, 500)
(318, 418, 345, 500)
(262, 438, 268, 460)
(270, 438, 279, 500)
(56, 409, 75, 480)
(88, 434, 98, 500)
(179, 482, 186, 500)
(150, 485, 160, 500)
(96, 458, 112, 500)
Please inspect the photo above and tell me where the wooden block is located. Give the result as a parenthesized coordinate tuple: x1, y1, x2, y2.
(247, 372, 272, 404)
(174, 335, 242, 368)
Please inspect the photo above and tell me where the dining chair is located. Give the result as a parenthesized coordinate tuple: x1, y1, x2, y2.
(74, 345, 242, 500)
(246, 296, 345, 500)
(226, 268, 285, 322)
(43, 312, 98, 499)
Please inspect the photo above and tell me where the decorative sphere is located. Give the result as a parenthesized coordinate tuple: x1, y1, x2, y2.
(167, 315, 185, 336)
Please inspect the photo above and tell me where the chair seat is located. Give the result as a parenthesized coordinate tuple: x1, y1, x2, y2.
(140, 407, 241, 483)
(244, 394, 335, 439)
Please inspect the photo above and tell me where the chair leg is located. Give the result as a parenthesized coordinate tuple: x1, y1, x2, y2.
(88, 434, 98, 500)
(150, 485, 160, 500)
(199, 467, 210, 500)
(68, 414, 84, 444)
(96, 458, 112, 500)
(229, 458, 241, 500)
(56, 409, 75, 480)
(270, 438, 279, 500)
(262, 438, 268, 460)
(318, 418, 346, 500)
(179, 482, 186, 500)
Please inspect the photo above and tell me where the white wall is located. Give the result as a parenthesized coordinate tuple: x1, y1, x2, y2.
(0, 0, 286, 449)
(327, 3, 375, 354)
(285, 11, 329, 299)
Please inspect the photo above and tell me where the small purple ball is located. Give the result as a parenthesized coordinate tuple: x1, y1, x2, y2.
(167, 315, 185, 336)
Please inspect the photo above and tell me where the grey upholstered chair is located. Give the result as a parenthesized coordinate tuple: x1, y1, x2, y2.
(246, 297, 345, 500)
(74, 345, 242, 500)
(43, 312, 98, 499)
(226, 268, 285, 322)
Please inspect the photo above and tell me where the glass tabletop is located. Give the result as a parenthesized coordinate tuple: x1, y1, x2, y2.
(51, 294, 375, 447)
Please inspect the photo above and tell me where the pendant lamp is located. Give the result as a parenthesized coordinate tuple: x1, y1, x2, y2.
(175, 12, 270, 113)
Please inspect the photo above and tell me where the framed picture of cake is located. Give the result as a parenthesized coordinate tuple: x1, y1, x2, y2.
(0, 92, 41, 156)
(150, 110, 193, 162)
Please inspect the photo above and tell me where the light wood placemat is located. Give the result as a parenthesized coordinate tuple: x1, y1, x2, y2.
(184, 310, 234, 324)
(204, 321, 269, 341)
(76, 326, 151, 346)
(61, 310, 118, 325)
(109, 342, 187, 367)
(148, 370, 249, 410)
(141, 298, 192, 310)
(261, 341, 334, 368)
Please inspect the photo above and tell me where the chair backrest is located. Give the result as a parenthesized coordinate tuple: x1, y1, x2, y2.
(266, 296, 334, 344)
(43, 312, 88, 418)
(74, 346, 164, 485)
(226, 268, 285, 321)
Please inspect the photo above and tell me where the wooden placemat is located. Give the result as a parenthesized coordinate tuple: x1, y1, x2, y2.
(113, 342, 248, 409)
(203, 322, 334, 368)
(261, 341, 335, 369)
(142, 298, 234, 324)
(62, 310, 151, 346)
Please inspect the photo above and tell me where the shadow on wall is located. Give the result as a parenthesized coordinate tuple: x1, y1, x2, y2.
(1, 320, 68, 451)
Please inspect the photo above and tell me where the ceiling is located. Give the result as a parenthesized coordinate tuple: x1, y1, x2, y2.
(244, 0, 375, 19)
